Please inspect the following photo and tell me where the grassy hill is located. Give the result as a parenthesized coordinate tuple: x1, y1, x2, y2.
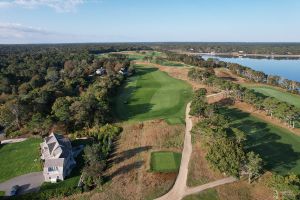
(113, 65, 192, 124)
(221, 107, 300, 175)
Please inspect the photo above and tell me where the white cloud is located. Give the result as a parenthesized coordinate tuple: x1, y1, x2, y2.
(0, 22, 55, 43)
(0, 22, 135, 44)
(0, 0, 85, 12)
(0, 22, 49, 35)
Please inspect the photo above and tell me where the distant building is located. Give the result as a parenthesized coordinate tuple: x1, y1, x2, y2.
(96, 67, 106, 75)
(40, 133, 76, 183)
(119, 67, 128, 76)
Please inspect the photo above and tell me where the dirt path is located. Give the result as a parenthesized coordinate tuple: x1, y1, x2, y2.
(155, 103, 236, 200)
(155, 102, 193, 200)
(184, 177, 237, 196)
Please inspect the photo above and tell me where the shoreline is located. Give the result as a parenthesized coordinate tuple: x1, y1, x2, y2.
(181, 51, 300, 59)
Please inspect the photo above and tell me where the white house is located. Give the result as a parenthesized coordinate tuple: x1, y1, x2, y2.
(96, 67, 106, 75)
(40, 133, 76, 183)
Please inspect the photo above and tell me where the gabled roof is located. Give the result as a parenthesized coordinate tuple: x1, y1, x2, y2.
(45, 158, 65, 167)
(43, 133, 72, 159)
(48, 142, 56, 154)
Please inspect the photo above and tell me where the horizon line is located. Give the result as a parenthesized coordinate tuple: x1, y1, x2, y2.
(1, 41, 300, 45)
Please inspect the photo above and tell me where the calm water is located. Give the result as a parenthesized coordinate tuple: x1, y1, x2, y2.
(202, 55, 300, 82)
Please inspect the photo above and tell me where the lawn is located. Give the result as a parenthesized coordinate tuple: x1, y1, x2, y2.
(220, 107, 300, 175)
(16, 139, 92, 199)
(183, 189, 219, 200)
(150, 151, 181, 173)
(243, 84, 300, 108)
(113, 65, 192, 124)
(0, 138, 42, 183)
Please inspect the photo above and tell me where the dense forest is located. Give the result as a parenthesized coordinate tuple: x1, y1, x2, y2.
(0, 44, 148, 137)
(151, 42, 300, 55)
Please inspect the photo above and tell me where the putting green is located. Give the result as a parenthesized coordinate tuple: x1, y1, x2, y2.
(113, 65, 192, 124)
(150, 151, 181, 173)
(220, 107, 300, 175)
(243, 84, 300, 108)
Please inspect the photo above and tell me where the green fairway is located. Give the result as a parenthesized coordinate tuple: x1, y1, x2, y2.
(150, 151, 181, 173)
(113, 65, 192, 124)
(220, 107, 300, 175)
(0, 138, 42, 183)
(128, 51, 163, 61)
(243, 84, 300, 108)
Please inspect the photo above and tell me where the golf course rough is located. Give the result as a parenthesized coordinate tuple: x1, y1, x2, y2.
(113, 65, 192, 124)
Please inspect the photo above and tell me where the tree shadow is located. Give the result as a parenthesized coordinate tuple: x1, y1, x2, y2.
(112, 67, 159, 122)
(106, 161, 144, 180)
(222, 107, 300, 174)
(220, 107, 250, 121)
(214, 98, 235, 106)
(18, 184, 39, 195)
(0, 143, 5, 150)
(220, 77, 237, 81)
(109, 146, 152, 166)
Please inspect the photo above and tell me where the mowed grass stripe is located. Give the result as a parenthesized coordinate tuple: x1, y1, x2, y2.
(220, 107, 300, 175)
(113, 65, 192, 124)
(243, 84, 300, 108)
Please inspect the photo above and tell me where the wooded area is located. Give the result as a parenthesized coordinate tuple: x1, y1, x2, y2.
(152, 42, 300, 55)
(0, 44, 146, 137)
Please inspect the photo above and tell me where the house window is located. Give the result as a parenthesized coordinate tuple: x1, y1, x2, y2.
(48, 166, 58, 172)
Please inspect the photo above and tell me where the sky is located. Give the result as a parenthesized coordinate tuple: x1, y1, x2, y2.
(0, 0, 300, 44)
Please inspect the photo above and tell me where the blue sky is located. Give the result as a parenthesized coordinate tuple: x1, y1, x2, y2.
(0, 0, 300, 43)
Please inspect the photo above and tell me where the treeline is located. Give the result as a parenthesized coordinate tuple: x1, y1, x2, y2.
(163, 51, 227, 68)
(80, 124, 121, 191)
(188, 68, 300, 128)
(151, 42, 300, 55)
(0, 46, 135, 137)
(0, 43, 151, 55)
(191, 88, 263, 181)
(190, 89, 300, 200)
(227, 62, 300, 94)
(160, 51, 300, 94)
